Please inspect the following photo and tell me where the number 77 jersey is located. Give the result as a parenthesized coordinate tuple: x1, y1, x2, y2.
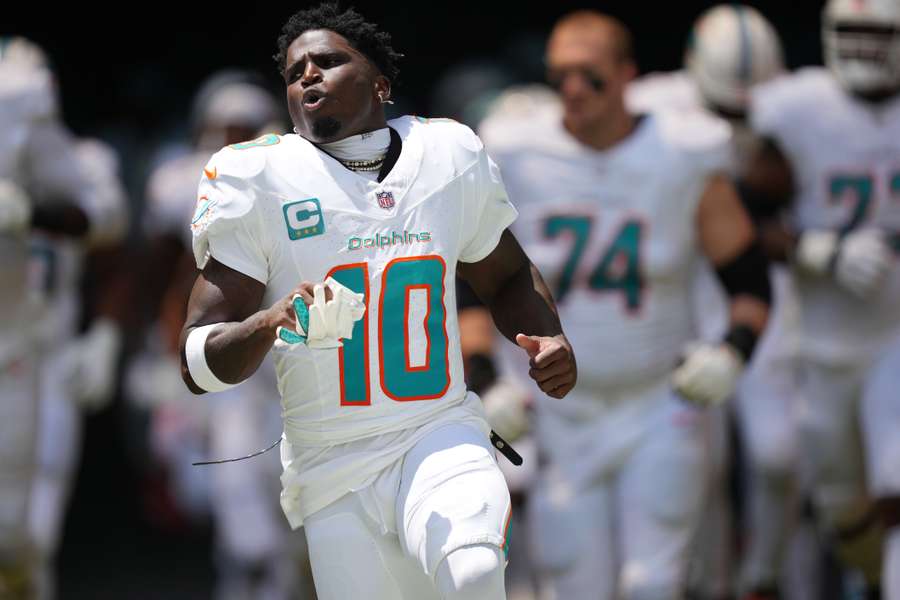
(480, 101, 733, 392)
(190, 116, 517, 527)
(752, 68, 900, 363)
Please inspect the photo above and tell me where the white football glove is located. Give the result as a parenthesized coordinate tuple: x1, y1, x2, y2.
(62, 319, 122, 411)
(278, 278, 366, 349)
(0, 179, 32, 235)
(795, 228, 892, 298)
(481, 377, 532, 442)
(671, 342, 744, 407)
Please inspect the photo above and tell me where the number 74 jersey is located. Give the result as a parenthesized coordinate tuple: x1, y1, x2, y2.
(480, 103, 733, 392)
(191, 116, 516, 526)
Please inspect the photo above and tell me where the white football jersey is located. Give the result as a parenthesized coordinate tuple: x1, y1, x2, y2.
(628, 69, 767, 171)
(28, 139, 128, 342)
(191, 116, 517, 526)
(0, 63, 100, 359)
(480, 103, 731, 393)
(752, 67, 900, 363)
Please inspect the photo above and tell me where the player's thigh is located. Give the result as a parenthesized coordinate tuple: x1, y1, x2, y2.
(0, 346, 40, 553)
(797, 361, 866, 503)
(736, 357, 798, 478)
(618, 397, 710, 594)
(0, 349, 39, 469)
(861, 335, 900, 499)
(528, 478, 616, 600)
(35, 349, 81, 477)
(304, 491, 437, 600)
(397, 422, 511, 579)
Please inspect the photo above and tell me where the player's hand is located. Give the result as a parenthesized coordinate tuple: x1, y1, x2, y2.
(268, 279, 365, 348)
(0, 179, 32, 235)
(62, 318, 122, 412)
(671, 342, 743, 407)
(795, 228, 892, 298)
(794, 229, 838, 276)
(834, 228, 892, 298)
(515, 333, 576, 399)
(481, 377, 532, 442)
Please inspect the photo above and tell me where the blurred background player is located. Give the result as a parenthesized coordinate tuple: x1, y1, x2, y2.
(479, 10, 770, 599)
(28, 136, 129, 600)
(133, 71, 315, 600)
(628, 7, 809, 600)
(744, 0, 900, 596)
(0, 36, 128, 598)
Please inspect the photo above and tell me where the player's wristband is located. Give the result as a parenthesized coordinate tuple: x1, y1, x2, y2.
(185, 323, 238, 392)
(723, 324, 758, 363)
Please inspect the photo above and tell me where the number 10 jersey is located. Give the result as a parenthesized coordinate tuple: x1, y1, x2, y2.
(191, 116, 517, 527)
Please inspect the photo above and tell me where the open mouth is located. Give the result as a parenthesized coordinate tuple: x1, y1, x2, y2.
(303, 91, 327, 110)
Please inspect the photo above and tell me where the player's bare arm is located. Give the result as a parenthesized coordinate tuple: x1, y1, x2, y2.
(457, 229, 576, 399)
(697, 173, 770, 335)
(0, 177, 90, 237)
(179, 258, 330, 394)
(672, 173, 772, 407)
(742, 138, 796, 260)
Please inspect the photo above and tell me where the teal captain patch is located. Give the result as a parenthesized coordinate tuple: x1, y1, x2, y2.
(283, 198, 325, 240)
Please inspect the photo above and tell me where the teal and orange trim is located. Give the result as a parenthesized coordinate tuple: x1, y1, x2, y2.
(501, 504, 513, 561)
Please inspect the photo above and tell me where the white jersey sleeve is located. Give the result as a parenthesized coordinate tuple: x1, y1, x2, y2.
(749, 70, 821, 157)
(459, 141, 518, 263)
(191, 148, 269, 283)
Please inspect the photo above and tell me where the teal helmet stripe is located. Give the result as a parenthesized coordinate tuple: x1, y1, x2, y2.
(733, 4, 753, 82)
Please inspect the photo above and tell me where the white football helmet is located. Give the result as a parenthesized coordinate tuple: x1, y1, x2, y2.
(0, 36, 48, 71)
(823, 0, 900, 94)
(191, 70, 280, 149)
(686, 4, 784, 113)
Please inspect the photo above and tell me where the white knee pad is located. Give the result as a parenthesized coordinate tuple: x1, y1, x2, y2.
(620, 582, 681, 600)
(621, 558, 685, 600)
(435, 544, 505, 600)
(527, 480, 585, 572)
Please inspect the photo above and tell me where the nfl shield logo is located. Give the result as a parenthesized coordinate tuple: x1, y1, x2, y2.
(376, 190, 395, 210)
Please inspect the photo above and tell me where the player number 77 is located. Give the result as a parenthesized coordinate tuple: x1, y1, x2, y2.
(829, 172, 900, 250)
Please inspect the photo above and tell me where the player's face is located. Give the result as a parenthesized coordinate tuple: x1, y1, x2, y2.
(284, 29, 387, 143)
(546, 27, 633, 132)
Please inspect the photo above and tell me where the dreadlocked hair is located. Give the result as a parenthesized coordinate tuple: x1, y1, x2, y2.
(274, 2, 403, 84)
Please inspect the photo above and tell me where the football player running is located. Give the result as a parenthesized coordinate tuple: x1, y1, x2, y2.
(178, 4, 576, 600)
(628, 7, 800, 599)
(745, 0, 900, 596)
(479, 11, 770, 599)
(0, 37, 125, 598)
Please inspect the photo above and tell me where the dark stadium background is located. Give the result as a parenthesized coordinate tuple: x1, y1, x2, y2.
(7, 1, 826, 597)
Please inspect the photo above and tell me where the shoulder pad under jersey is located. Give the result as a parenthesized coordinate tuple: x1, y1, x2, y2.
(654, 108, 734, 175)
